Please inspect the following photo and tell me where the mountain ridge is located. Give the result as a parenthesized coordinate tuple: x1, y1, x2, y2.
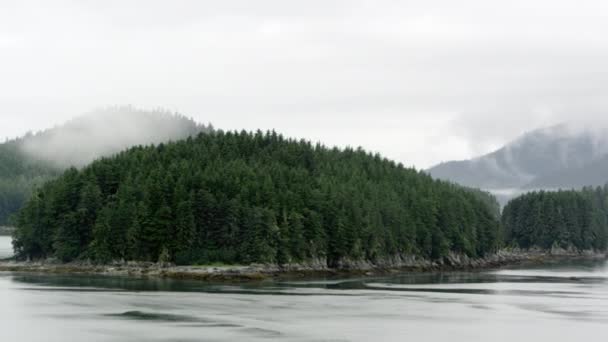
(428, 122, 608, 202)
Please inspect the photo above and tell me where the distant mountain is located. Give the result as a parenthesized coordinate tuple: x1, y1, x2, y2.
(428, 123, 608, 203)
(522, 153, 608, 189)
(0, 106, 212, 225)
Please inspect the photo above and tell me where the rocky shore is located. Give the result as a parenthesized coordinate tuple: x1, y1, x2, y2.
(0, 248, 605, 281)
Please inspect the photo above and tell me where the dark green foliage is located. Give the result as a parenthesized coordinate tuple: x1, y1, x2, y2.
(0, 107, 212, 226)
(461, 187, 502, 220)
(502, 187, 608, 251)
(13, 131, 501, 265)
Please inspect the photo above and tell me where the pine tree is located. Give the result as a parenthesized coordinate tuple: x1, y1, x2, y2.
(12, 130, 510, 265)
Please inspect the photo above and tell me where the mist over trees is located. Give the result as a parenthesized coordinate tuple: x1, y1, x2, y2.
(20, 106, 212, 168)
(13, 130, 501, 265)
(428, 123, 608, 205)
(0, 107, 212, 226)
(0, 139, 61, 226)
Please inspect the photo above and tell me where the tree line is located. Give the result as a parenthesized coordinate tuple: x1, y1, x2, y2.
(502, 187, 608, 251)
(13, 130, 501, 265)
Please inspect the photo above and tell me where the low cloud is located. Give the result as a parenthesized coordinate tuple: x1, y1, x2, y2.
(3, 1, 608, 168)
(19, 107, 208, 168)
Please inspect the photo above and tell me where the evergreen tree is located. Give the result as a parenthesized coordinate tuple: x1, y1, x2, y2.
(502, 189, 608, 252)
(13, 130, 505, 265)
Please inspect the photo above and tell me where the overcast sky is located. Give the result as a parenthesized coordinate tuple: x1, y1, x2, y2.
(2, 0, 608, 168)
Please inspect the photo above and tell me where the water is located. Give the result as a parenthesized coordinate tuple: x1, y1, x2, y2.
(0, 236, 12, 259)
(1, 234, 607, 341)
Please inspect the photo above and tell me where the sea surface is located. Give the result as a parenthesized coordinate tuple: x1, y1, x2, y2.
(0, 236, 12, 259)
(1, 236, 607, 341)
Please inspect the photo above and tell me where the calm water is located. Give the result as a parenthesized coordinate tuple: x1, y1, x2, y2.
(1, 236, 608, 341)
(0, 236, 12, 259)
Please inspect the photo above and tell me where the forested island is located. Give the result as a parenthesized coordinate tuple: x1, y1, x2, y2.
(502, 187, 608, 251)
(12, 130, 501, 267)
(4, 127, 607, 277)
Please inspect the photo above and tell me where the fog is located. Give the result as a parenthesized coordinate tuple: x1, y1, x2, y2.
(3, 1, 608, 168)
(428, 120, 608, 203)
(18, 107, 209, 168)
(480, 122, 608, 170)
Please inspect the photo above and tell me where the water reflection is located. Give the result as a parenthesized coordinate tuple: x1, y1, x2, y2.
(7, 258, 608, 295)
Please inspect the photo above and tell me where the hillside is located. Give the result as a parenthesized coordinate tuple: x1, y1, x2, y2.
(524, 155, 608, 189)
(13, 131, 501, 266)
(428, 123, 608, 201)
(0, 107, 212, 225)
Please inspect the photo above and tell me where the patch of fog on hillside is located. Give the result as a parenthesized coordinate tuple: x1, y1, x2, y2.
(469, 152, 536, 188)
(464, 122, 608, 190)
(19, 106, 209, 168)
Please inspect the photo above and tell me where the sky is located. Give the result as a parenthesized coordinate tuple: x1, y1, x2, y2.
(2, 0, 608, 169)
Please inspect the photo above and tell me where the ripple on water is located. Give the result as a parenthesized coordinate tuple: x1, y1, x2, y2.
(106, 311, 206, 323)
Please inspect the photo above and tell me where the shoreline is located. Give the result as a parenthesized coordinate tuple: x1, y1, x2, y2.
(1, 249, 606, 281)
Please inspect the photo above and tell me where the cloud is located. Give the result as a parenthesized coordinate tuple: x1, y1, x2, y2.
(18, 107, 206, 167)
(2, 0, 608, 168)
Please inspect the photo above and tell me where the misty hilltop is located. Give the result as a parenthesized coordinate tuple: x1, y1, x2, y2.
(0, 107, 213, 225)
(427, 123, 608, 197)
(19, 106, 212, 168)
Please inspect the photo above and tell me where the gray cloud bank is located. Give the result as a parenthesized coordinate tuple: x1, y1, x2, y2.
(2, 0, 608, 168)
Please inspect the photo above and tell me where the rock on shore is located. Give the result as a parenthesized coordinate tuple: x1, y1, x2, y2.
(0, 249, 605, 281)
